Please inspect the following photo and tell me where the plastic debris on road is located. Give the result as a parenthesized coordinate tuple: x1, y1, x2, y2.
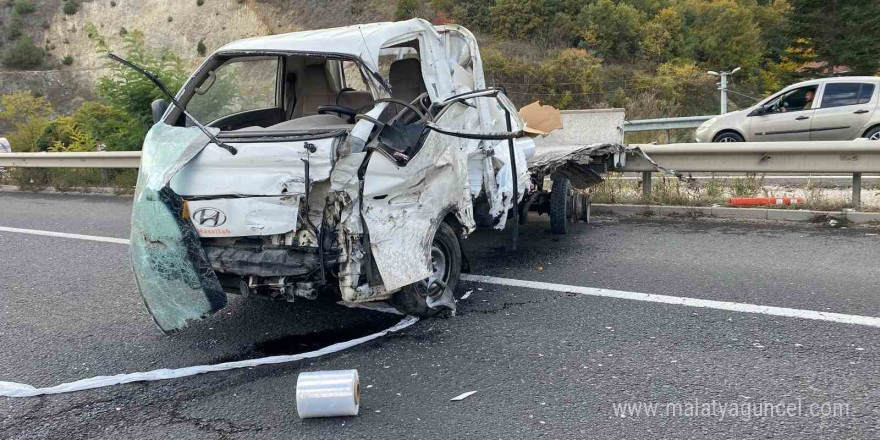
(450, 390, 478, 401)
(0, 316, 418, 398)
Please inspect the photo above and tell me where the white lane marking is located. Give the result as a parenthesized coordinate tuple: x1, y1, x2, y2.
(4, 226, 878, 328)
(462, 274, 880, 328)
(0, 316, 419, 398)
(0, 226, 130, 245)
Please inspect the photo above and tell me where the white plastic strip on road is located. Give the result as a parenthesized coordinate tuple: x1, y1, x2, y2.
(462, 274, 880, 328)
(0, 226, 130, 245)
(0, 316, 418, 398)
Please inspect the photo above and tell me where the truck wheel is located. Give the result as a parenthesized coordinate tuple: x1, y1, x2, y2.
(390, 222, 461, 317)
(549, 177, 571, 235)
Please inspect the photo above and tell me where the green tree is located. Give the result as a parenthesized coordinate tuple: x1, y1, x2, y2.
(579, 0, 645, 62)
(787, 0, 880, 75)
(0, 91, 53, 152)
(675, 0, 763, 72)
(1, 35, 45, 69)
(94, 30, 186, 128)
(489, 0, 547, 40)
(537, 48, 603, 109)
(12, 0, 35, 14)
(62, 0, 77, 15)
(7, 9, 22, 39)
(72, 102, 148, 151)
(430, 0, 495, 32)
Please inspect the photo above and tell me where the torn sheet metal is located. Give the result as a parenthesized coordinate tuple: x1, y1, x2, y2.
(528, 142, 625, 189)
(360, 108, 476, 292)
(528, 143, 658, 189)
(130, 124, 227, 333)
(171, 137, 339, 197)
(488, 136, 531, 228)
(186, 196, 300, 237)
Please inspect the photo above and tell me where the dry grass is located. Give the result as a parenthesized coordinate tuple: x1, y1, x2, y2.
(588, 173, 876, 212)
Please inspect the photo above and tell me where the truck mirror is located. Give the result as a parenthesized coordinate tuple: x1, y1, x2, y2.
(151, 99, 169, 124)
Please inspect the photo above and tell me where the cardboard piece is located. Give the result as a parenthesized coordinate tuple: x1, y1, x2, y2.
(518, 101, 563, 137)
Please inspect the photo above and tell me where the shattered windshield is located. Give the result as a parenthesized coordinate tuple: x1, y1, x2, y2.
(187, 57, 279, 124)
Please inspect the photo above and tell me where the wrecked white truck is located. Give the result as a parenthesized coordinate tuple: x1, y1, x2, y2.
(125, 19, 634, 333)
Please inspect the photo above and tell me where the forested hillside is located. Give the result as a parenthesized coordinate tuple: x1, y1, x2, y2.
(0, 0, 877, 156)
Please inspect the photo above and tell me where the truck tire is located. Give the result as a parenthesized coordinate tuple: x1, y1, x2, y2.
(550, 177, 571, 235)
(390, 222, 462, 317)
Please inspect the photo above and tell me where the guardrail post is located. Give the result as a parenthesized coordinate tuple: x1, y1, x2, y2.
(853, 172, 862, 209)
(642, 171, 652, 199)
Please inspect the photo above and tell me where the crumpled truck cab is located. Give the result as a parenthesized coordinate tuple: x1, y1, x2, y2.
(129, 19, 638, 333)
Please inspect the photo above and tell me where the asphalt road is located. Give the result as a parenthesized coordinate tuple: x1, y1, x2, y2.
(2, 192, 879, 439)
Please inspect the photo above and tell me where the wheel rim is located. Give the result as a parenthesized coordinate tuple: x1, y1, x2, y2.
(870, 132, 880, 140)
(719, 136, 738, 142)
(426, 241, 449, 295)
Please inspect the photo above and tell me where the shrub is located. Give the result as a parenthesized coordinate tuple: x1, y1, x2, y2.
(12, 0, 35, 14)
(72, 102, 148, 151)
(61, 55, 73, 65)
(2, 36, 45, 69)
(0, 92, 54, 153)
(196, 38, 206, 56)
(95, 30, 186, 128)
(62, 0, 77, 15)
(196, 0, 204, 5)
(482, 47, 601, 109)
(394, 0, 418, 21)
(41, 116, 97, 152)
(7, 9, 22, 39)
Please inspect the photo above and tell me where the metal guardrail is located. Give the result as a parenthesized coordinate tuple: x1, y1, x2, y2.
(2, 139, 878, 207)
(0, 151, 141, 168)
(623, 115, 714, 132)
(621, 140, 879, 208)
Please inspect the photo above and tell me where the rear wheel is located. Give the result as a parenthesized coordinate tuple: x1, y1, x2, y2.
(865, 126, 880, 141)
(550, 177, 572, 235)
(713, 131, 744, 142)
(389, 222, 461, 317)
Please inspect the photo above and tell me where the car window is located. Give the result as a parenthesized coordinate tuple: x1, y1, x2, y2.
(821, 83, 875, 108)
(341, 61, 369, 92)
(765, 86, 818, 113)
(188, 57, 279, 123)
(858, 84, 876, 104)
(377, 46, 419, 85)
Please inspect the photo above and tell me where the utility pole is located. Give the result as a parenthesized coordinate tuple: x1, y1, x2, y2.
(707, 67, 740, 114)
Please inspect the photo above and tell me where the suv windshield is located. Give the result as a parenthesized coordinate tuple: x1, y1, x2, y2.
(188, 57, 279, 124)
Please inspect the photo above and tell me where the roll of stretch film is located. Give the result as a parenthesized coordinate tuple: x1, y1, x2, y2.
(296, 370, 360, 418)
